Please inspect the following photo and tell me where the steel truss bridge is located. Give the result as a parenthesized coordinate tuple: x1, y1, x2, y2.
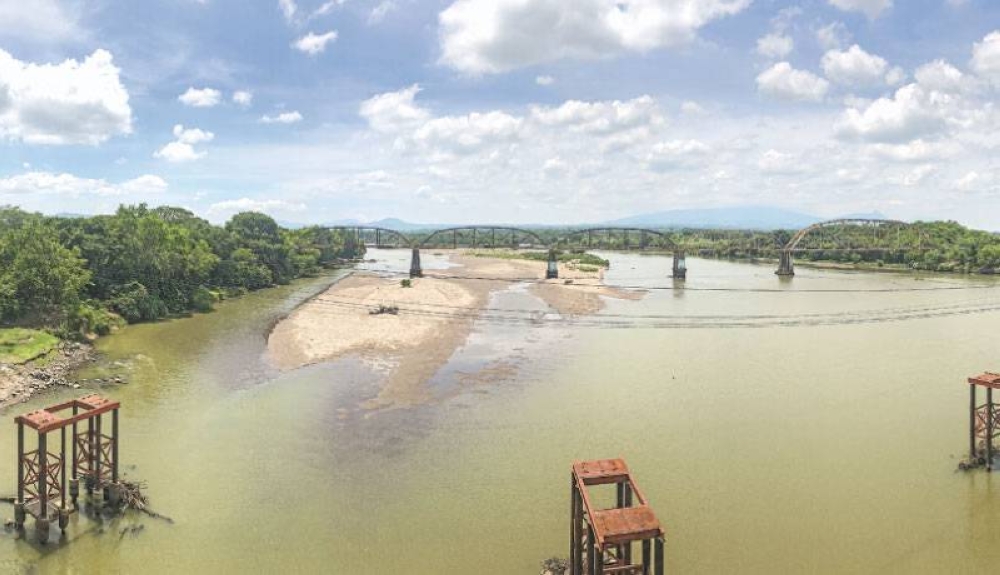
(324, 219, 930, 280)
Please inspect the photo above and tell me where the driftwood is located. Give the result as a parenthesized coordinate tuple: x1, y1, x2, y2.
(116, 480, 174, 524)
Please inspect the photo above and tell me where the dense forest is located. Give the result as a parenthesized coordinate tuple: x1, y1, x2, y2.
(0, 205, 364, 337)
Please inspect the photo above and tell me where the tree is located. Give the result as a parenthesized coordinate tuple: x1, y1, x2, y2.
(0, 221, 90, 323)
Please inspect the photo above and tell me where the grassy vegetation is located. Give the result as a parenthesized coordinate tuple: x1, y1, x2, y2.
(0, 328, 59, 364)
(466, 249, 610, 268)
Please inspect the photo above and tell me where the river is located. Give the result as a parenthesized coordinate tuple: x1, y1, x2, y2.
(2, 252, 1000, 573)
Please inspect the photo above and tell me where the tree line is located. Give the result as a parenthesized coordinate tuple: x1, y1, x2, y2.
(0, 205, 364, 336)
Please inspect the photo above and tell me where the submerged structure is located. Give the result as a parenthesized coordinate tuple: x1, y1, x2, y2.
(570, 459, 666, 575)
(13, 394, 122, 543)
(963, 372, 1000, 471)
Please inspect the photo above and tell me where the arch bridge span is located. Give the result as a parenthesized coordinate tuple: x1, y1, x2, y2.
(323, 226, 414, 248)
(416, 226, 548, 249)
(778, 219, 924, 276)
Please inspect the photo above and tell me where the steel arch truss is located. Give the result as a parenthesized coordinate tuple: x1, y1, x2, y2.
(323, 226, 414, 249)
(417, 226, 548, 249)
(554, 228, 678, 252)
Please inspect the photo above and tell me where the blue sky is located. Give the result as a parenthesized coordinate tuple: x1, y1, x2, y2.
(1, 0, 999, 228)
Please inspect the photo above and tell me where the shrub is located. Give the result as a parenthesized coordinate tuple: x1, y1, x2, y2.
(400, 279, 412, 288)
(191, 286, 216, 313)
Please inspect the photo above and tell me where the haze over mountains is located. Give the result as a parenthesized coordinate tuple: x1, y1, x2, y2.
(319, 206, 890, 231)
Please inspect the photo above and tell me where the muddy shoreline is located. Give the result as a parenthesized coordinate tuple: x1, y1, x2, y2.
(0, 342, 95, 409)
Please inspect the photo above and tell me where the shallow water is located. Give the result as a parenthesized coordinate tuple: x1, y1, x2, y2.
(2, 253, 1000, 573)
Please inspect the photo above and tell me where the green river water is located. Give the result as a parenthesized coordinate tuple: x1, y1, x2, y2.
(2, 251, 1000, 574)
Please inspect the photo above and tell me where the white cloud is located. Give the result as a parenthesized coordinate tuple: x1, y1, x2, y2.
(827, 0, 892, 19)
(0, 0, 80, 44)
(279, 0, 298, 23)
(260, 111, 303, 124)
(757, 33, 793, 59)
(758, 149, 802, 174)
(756, 62, 830, 102)
(0, 48, 132, 145)
(312, 1, 346, 19)
(369, 1, 396, 24)
(954, 171, 983, 191)
(413, 111, 523, 154)
(233, 90, 253, 107)
(178, 87, 222, 108)
(914, 60, 965, 92)
(207, 198, 306, 219)
(154, 124, 214, 162)
(530, 96, 663, 134)
(835, 83, 963, 143)
(438, 0, 751, 74)
(821, 45, 889, 87)
(680, 101, 705, 115)
(869, 139, 960, 162)
(816, 22, 851, 50)
(359, 84, 431, 133)
(0, 172, 167, 197)
(971, 31, 1000, 84)
(646, 139, 711, 169)
(536, 75, 555, 86)
(293, 31, 338, 55)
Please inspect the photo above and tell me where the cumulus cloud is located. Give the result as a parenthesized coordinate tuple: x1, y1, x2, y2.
(971, 31, 1000, 84)
(293, 31, 338, 55)
(530, 96, 663, 134)
(827, 0, 892, 19)
(0, 172, 167, 197)
(207, 198, 306, 219)
(758, 149, 802, 174)
(816, 22, 851, 50)
(178, 87, 222, 108)
(279, 0, 297, 23)
(0, 48, 132, 145)
(369, 1, 396, 24)
(154, 124, 214, 162)
(821, 45, 890, 87)
(756, 62, 830, 102)
(359, 84, 431, 133)
(536, 75, 555, 86)
(232, 90, 253, 107)
(835, 83, 963, 142)
(438, 0, 751, 74)
(0, 0, 80, 44)
(914, 60, 966, 92)
(645, 139, 711, 169)
(260, 111, 303, 124)
(413, 111, 523, 154)
(757, 33, 793, 59)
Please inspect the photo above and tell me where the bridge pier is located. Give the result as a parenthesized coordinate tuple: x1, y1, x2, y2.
(672, 251, 686, 280)
(546, 249, 559, 279)
(409, 248, 422, 278)
(776, 250, 795, 276)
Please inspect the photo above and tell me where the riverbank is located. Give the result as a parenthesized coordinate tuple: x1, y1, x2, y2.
(267, 251, 644, 410)
(0, 340, 94, 409)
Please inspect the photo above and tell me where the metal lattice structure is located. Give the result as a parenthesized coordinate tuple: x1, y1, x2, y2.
(417, 226, 548, 249)
(964, 373, 1000, 471)
(323, 226, 414, 249)
(777, 219, 926, 276)
(13, 394, 122, 543)
(570, 459, 666, 575)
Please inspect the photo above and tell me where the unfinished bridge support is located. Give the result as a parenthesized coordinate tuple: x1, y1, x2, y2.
(963, 372, 1000, 471)
(671, 251, 686, 280)
(14, 395, 121, 543)
(547, 249, 559, 279)
(409, 248, 422, 278)
(570, 459, 665, 575)
(776, 250, 795, 276)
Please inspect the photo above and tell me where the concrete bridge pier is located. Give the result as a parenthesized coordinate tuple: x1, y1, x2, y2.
(409, 248, 422, 278)
(776, 250, 795, 276)
(546, 249, 559, 279)
(672, 250, 687, 280)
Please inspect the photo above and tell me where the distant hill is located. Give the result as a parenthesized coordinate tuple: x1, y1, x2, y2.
(602, 206, 822, 230)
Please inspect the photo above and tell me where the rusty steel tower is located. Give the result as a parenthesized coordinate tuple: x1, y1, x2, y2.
(964, 372, 1000, 471)
(570, 459, 666, 575)
(13, 394, 122, 543)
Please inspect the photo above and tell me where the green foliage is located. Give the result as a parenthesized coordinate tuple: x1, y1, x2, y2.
(191, 286, 216, 313)
(0, 328, 60, 364)
(467, 249, 610, 268)
(400, 279, 412, 288)
(67, 303, 125, 337)
(0, 204, 367, 331)
(0, 220, 90, 323)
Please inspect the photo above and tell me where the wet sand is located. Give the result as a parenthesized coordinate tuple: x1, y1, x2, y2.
(267, 251, 643, 409)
